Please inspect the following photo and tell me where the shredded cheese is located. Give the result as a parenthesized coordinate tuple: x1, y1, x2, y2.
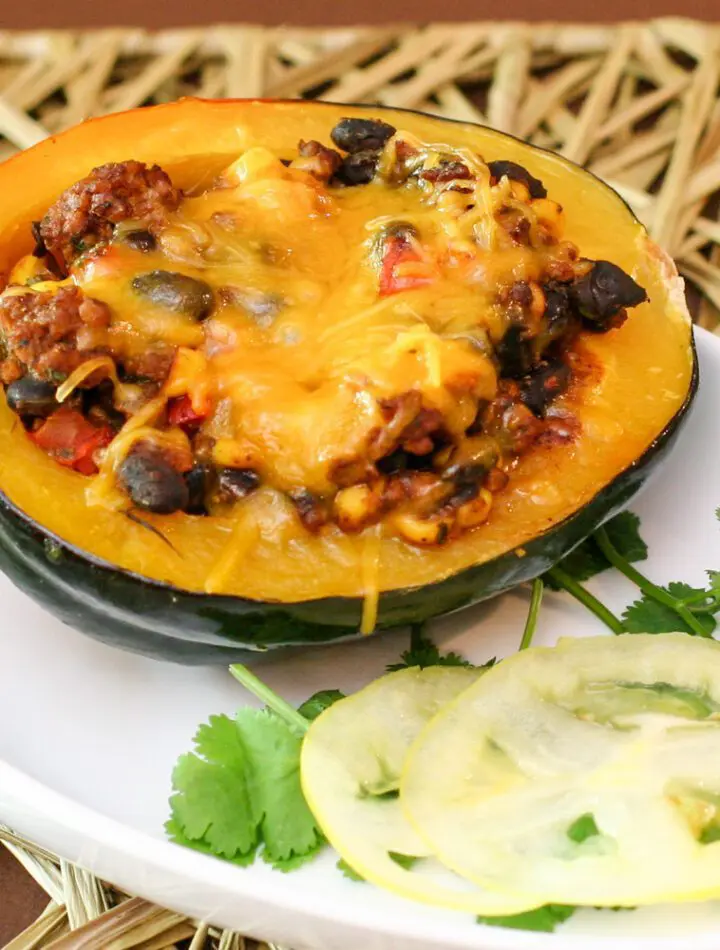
(55, 355, 139, 407)
(360, 526, 382, 635)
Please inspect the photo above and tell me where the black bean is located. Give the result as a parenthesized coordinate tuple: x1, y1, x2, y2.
(496, 323, 534, 378)
(519, 359, 571, 417)
(83, 379, 126, 429)
(131, 271, 214, 321)
(118, 445, 189, 515)
(6, 376, 58, 417)
(123, 229, 156, 253)
(541, 282, 576, 346)
(216, 467, 260, 504)
(184, 463, 210, 515)
(571, 261, 647, 331)
(332, 150, 379, 186)
(441, 436, 499, 485)
(330, 117, 396, 153)
(488, 160, 547, 199)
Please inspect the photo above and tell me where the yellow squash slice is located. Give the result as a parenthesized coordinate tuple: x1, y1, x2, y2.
(401, 634, 720, 907)
(300, 666, 542, 914)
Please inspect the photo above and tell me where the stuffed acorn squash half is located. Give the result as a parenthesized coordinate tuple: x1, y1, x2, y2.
(0, 99, 696, 663)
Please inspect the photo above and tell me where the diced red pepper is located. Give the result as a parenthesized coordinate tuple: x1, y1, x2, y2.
(379, 235, 435, 297)
(31, 407, 112, 475)
(167, 394, 208, 431)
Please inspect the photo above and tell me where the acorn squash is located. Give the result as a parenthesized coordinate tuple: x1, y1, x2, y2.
(0, 99, 696, 663)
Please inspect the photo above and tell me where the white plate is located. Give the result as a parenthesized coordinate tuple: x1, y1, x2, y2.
(0, 329, 718, 950)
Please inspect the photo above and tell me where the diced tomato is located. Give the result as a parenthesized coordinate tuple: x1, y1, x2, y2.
(167, 394, 208, 431)
(379, 235, 436, 297)
(31, 407, 112, 475)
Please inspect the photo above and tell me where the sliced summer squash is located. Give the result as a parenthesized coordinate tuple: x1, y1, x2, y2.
(401, 634, 720, 907)
(301, 665, 541, 914)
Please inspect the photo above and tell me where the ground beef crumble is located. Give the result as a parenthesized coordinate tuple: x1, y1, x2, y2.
(0, 286, 111, 383)
(40, 161, 181, 268)
(292, 140, 343, 183)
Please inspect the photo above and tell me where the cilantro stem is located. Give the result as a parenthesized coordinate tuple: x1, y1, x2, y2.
(409, 622, 426, 652)
(546, 566, 625, 635)
(229, 664, 309, 735)
(594, 528, 711, 638)
(680, 590, 720, 612)
(520, 578, 543, 650)
(688, 599, 720, 614)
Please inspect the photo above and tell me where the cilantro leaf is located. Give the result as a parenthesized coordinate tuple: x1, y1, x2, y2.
(567, 813, 599, 843)
(700, 824, 720, 845)
(387, 624, 474, 671)
(703, 571, 720, 610)
(168, 710, 323, 870)
(666, 581, 711, 606)
(165, 815, 255, 866)
(478, 904, 576, 932)
(270, 848, 326, 873)
(545, 512, 647, 589)
(235, 708, 323, 865)
(168, 715, 257, 858)
(297, 689, 345, 721)
(337, 859, 365, 882)
(604, 512, 649, 563)
(623, 593, 717, 635)
(388, 851, 421, 870)
(337, 853, 419, 880)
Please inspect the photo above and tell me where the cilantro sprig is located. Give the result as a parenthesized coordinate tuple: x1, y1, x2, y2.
(519, 577, 544, 650)
(478, 904, 577, 933)
(167, 672, 344, 870)
(594, 526, 712, 638)
(546, 510, 720, 637)
(386, 623, 476, 671)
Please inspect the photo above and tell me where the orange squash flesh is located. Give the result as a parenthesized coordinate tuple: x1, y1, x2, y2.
(0, 99, 694, 604)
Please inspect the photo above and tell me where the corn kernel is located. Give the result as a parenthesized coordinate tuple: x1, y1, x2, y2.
(212, 438, 263, 470)
(334, 484, 382, 533)
(456, 488, 493, 529)
(531, 198, 564, 239)
(392, 512, 454, 546)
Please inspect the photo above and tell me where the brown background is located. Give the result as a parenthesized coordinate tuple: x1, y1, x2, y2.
(2, 0, 720, 943)
(2, 0, 720, 29)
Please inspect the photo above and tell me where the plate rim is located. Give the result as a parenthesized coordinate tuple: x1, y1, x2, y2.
(5, 756, 720, 950)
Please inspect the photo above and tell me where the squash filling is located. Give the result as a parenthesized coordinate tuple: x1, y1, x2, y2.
(0, 117, 648, 549)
